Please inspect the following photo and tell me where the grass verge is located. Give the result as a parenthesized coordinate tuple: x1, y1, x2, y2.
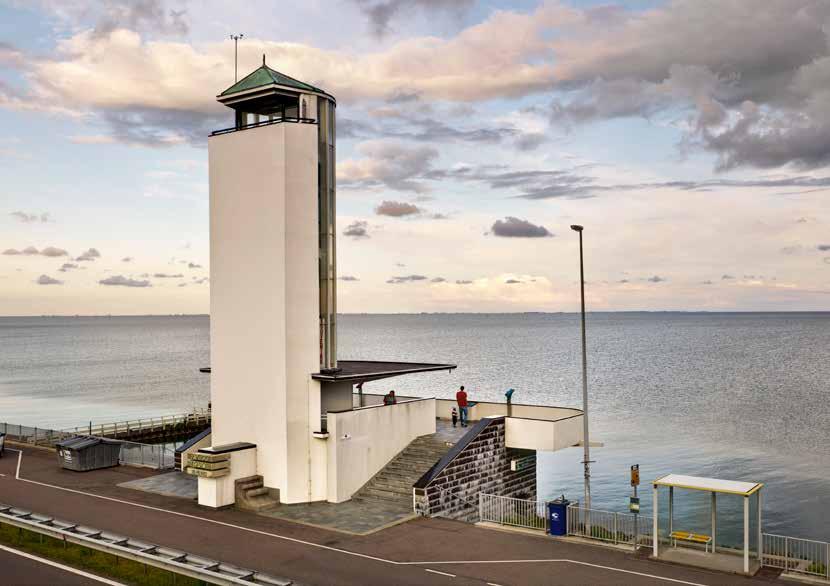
(0, 521, 202, 585)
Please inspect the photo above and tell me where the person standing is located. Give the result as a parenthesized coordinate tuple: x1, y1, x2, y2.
(456, 385, 469, 427)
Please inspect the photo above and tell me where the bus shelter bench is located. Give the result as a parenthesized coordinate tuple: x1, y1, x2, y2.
(670, 530, 712, 553)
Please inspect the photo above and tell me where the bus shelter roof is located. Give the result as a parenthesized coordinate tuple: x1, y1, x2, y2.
(654, 474, 763, 496)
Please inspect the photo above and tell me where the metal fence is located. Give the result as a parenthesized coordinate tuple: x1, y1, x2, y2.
(479, 493, 547, 531)
(0, 422, 175, 470)
(763, 533, 830, 579)
(567, 505, 653, 548)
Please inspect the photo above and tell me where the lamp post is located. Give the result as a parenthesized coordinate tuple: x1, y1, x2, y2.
(571, 224, 592, 513)
(230, 34, 244, 82)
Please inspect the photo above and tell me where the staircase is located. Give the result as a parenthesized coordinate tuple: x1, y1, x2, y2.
(235, 475, 279, 513)
(352, 434, 454, 509)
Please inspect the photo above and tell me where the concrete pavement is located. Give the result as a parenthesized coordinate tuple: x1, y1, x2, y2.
(0, 446, 778, 586)
(0, 545, 122, 585)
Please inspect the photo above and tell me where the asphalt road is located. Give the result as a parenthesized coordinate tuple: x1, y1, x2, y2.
(0, 545, 118, 585)
(0, 446, 775, 586)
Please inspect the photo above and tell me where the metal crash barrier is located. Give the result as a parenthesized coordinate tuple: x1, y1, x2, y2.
(0, 504, 296, 585)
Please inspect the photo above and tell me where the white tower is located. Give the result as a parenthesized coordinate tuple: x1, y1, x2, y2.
(207, 58, 336, 504)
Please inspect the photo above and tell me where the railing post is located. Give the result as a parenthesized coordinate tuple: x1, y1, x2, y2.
(826, 542, 829, 579)
(479, 493, 483, 522)
(785, 536, 789, 572)
(614, 513, 618, 545)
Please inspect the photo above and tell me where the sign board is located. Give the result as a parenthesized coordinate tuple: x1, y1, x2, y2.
(629, 496, 640, 513)
(510, 456, 535, 472)
(630, 464, 640, 487)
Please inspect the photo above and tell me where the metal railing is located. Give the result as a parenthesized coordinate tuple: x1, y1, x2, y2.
(567, 505, 653, 548)
(479, 493, 547, 531)
(0, 504, 294, 585)
(210, 116, 317, 136)
(763, 533, 830, 579)
(0, 423, 176, 470)
(58, 409, 211, 438)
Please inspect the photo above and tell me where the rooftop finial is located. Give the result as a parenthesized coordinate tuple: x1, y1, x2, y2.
(262, 53, 266, 66)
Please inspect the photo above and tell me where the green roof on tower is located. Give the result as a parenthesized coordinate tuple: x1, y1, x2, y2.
(218, 55, 331, 99)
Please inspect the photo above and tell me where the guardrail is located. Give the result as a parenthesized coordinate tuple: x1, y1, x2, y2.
(0, 504, 296, 585)
(763, 533, 830, 580)
(479, 493, 547, 531)
(567, 505, 653, 548)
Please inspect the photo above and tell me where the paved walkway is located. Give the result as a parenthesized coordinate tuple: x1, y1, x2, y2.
(0, 545, 120, 585)
(119, 470, 197, 499)
(0, 446, 776, 586)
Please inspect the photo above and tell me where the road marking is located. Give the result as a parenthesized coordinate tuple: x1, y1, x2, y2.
(0, 543, 126, 585)
(10, 449, 712, 586)
(486, 583, 504, 586)
(402, 559, 708, 586)
(425, 568, 456, 578)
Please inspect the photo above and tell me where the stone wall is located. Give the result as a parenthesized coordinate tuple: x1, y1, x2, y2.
(413, 417, 536, 522)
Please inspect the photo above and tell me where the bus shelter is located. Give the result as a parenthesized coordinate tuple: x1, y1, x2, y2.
(652, 474, 763, 575)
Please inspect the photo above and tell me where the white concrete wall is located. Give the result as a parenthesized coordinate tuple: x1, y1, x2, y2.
(435, 398, 582, 422)
(504, 414, 584, 451)
(196, 447, 258, 508)
(208, 122, 321, 504)
(326, 399, 436, 503)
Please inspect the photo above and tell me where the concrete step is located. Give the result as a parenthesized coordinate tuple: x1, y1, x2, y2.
(244, 496, 278, 513)
(245, 487, 270, 498)
(238, 480, 263, 492)
(360, 486, 411, 499)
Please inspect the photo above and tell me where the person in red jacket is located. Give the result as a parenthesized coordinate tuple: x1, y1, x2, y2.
(456, 385, 469, 427)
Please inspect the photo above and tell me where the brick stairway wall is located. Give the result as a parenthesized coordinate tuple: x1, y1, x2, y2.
(413, 417, 536, 522)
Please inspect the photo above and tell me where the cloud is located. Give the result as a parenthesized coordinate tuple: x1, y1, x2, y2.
(10, 211, 50, 223)
(122, 256, 133, 262)
(37, 0, 190, 38)
(351, 0, 473, 38)
(817, 244, 830, 252)
(430, 277, 446, 283)
(339, 275, 360, 281)
(543, 0, 830, 171)
(2, 245, 67, 257)
(68, 134, 116, 144)
(375, 200, 422, 217)
(455, 279, 472, 285)
(490, 217, 553, 238)
(647, 275, 666, 283)
(153, 272, 183, 278)
(701, 280, 714, 285)
(618, 279, 630, 284)
(187, 262, 202, 268)
(386, 274, 428, 284)
(343, 220, 370, 239)
(505, 279, 522, 284)
(99, 275, 151, 287)
(36, 274, 63, 285)
(58, 262, 79, 272)
(75, 247, 101, 261)
(339, 141, 438, 193)
(41, 246, 68, 257)
(721, 274, 735, 280)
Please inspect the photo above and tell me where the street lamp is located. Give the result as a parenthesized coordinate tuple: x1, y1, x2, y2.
(571, 224, 592, 512)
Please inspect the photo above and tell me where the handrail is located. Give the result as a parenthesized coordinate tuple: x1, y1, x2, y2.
(210, 116, 317, 136)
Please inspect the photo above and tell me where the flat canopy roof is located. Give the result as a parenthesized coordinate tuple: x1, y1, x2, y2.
(312, 360, 456, 383)
(654, 474, 763, 496)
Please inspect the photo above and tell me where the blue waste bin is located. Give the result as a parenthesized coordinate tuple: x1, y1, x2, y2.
(548, 497, 570, 536)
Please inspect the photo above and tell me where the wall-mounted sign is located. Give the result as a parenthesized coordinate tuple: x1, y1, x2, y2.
(510, 456, 535, 472)
(629, 496, 640, 513)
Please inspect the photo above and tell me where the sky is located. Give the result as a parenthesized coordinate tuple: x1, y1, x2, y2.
(1, 0, 829, 315)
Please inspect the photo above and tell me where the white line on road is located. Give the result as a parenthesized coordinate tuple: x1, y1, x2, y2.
(0, 543, 126, 585)
(486, 582, 504, 586)
(425, 568, 456, 578)
(402, 559, 708, 586)
(9, 449, 712, 586)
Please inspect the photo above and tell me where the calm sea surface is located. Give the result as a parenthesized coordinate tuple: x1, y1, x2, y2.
(1, 313, 828, 543)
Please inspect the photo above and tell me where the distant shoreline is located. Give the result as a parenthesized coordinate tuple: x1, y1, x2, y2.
(1, 310, 829, 318)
